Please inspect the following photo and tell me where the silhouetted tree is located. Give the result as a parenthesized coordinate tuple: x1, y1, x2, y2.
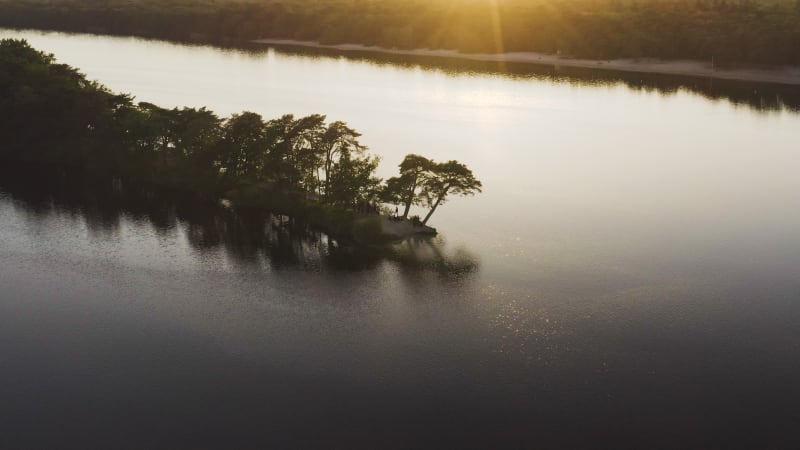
(171, 107, 221, 159)
(421, 160, 482, 225)
(327, 152, 381, 209)
(285, 113, 326, 191)
(382, 154, 435, 219)
(320, 120, 364, 200)
(262, 113, 326, 190)
(219, 111, 266, 178)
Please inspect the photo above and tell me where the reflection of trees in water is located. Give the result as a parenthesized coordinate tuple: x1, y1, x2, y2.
(0, 163, 479, 277)
(251, 45, 800, 113)
(391, 237, 479, 283)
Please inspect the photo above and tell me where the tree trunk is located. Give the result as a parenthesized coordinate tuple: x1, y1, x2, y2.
(324, 155, 332, 200)
(422, 194, 444, 225)
(402, 185, 415, 218)
(402, 175, 419, 218)
(317, 168, 322, 197)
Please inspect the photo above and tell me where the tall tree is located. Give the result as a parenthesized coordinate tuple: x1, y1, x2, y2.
(219, 111, 265, 178)
(286, 114, 326, 191)
(421, 160, 482, 225)
(171, 107, 221, 160)
(383, 154, 434, 219)
(263, 114, 325, 190)
(327, 152, 381, 209)
(320, 120, 364, 200)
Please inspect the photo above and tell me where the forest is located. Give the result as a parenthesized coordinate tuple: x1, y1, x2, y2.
(0, 38, 480, 240)
(0, 0, 798, 66)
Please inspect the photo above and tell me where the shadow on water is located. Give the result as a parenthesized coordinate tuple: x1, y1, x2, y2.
(242, 43, 800, 113)
(0, 162, 479, 279)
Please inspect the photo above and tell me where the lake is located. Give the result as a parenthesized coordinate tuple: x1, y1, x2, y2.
(1, 29, 799, 449)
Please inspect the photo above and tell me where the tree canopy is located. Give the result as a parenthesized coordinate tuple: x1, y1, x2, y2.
(421, 160, 483, 225)
(0, 39, 381, 213)
(382, 155, 482, 225)
(381, 154, 435, 219)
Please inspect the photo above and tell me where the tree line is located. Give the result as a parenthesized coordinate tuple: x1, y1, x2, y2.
(1, 0, 799, 66)
(0, 39, 480, 234)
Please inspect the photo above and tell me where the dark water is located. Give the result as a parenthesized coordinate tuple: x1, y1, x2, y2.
(2, 29, 800, 449)
(2, 166, 799, 450)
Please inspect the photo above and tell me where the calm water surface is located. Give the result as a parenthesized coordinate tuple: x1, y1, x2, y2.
(1, 29, 800, 449)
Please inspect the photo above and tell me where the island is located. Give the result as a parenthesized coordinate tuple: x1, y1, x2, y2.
(0, 39, 481, 244)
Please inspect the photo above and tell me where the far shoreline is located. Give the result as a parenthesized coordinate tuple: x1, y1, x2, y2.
(253, 38, 800, 86)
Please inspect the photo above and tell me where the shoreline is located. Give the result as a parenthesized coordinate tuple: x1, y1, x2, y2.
(253, 38, 800, 86)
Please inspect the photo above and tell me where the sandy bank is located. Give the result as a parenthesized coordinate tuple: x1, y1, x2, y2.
(252, 38, 800, 85)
